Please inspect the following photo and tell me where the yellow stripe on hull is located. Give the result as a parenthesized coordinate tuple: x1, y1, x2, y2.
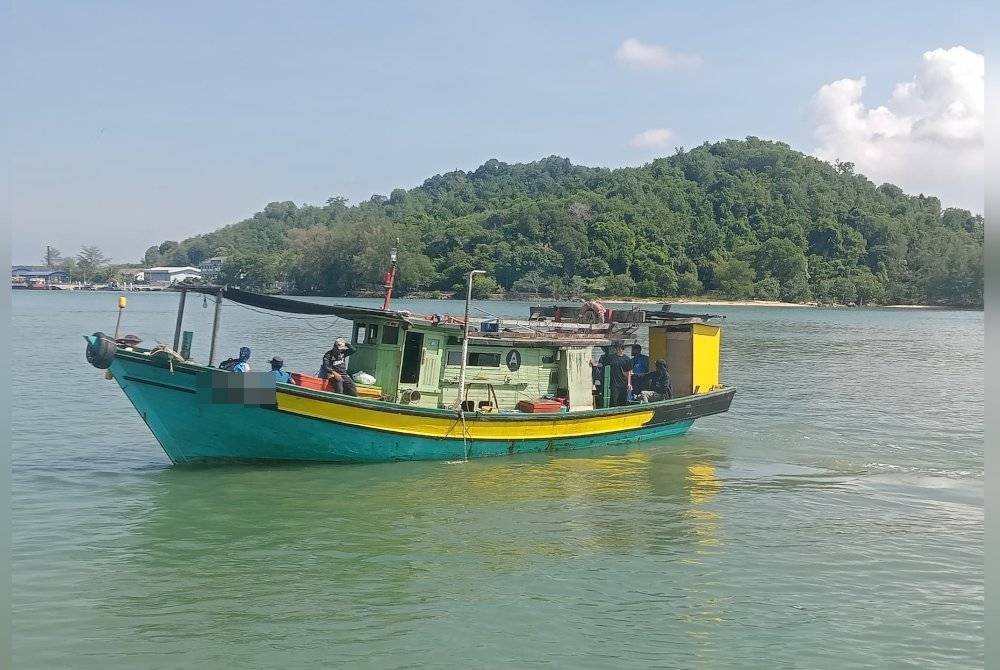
(276, 391, 656, 441)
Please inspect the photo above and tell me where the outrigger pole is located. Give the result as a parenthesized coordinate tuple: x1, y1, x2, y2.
(172, 288, 187, 351)
(208, 288, 223, 366)
(455, 269, 485, 410)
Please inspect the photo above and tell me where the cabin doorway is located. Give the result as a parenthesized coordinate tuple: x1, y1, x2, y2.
(419, 336, 442, 389)
(400, 331, 423, 384)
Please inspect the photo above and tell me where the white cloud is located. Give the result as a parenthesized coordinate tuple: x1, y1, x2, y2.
(630, 128, 675, 150)
(616, 38, 700, 70)
(812, 45, 983, 212)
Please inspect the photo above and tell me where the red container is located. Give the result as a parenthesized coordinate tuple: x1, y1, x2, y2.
(516, 398, 564, 413)
(290, 373, 329, 391)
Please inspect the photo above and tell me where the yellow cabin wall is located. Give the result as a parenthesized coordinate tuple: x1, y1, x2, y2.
(648, 326, 668, 364)
(649, 323, 721, 396)
(691, 323, 720, 394)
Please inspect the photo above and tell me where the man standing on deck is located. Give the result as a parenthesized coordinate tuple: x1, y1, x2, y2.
(591, 342, 633, 407)
(319, 338, 358, 396)
(629, 343, 649, 394)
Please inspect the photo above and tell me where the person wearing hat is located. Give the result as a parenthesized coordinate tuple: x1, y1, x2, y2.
(319, 337, 357, 396)
(636, 359, 673, 402)
(269, 356, 291, 384)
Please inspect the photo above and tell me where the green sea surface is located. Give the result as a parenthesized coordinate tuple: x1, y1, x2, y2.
(12, 291, 984, 668)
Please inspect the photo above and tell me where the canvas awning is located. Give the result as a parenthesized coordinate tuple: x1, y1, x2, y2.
(179, 285, 415, 322)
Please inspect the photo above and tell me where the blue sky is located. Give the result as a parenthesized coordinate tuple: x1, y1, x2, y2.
(9, 0, 984, 264)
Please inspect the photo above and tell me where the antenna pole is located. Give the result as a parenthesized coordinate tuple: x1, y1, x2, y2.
(455, 270, 485, 410)
(381, 238, 399, 311)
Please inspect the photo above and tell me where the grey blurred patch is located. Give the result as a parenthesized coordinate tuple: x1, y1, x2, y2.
(198, 370, 277, 406)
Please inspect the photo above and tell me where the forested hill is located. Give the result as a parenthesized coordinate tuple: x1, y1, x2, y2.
(144, 137, 984, 307)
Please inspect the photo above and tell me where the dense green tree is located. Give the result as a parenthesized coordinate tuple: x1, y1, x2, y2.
(219, 253, 281, 292)
(76, 246, 110, 283)
(158, 240, 179, 255)
(676, 271, 704, 296)
(185, 238, 213, 265)
(43, 247, 63, 267)
(602, 273, 637, 297)
(469, 275, 500, 299)
(755, 237, 808, 285)
(713, 258, 757, 299)
(164, 247, 190, 266)
(754, 276, 781, 300)
(143, 138, 982, 307)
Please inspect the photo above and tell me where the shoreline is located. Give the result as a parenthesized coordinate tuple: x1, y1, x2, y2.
(50, 286, 972, 309)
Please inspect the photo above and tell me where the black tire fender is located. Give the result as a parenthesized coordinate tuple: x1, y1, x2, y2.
(85, 331, 116, 369)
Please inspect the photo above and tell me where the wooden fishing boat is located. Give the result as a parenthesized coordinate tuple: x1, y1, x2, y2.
(84, 269, 735, 464)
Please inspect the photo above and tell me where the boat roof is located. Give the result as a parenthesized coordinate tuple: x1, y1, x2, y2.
(180, 285, 722, 347)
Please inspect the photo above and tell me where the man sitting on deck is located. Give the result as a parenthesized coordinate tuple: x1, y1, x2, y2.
(269, 356, 292, 384)
(219, 346, 252, 373)
(636, 359, 673, 402)
(319, 338, 358, 396)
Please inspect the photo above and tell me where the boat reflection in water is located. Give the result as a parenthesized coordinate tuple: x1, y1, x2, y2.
(89, 444, 727, 652)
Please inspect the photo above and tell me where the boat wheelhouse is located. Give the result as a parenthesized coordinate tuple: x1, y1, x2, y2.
(85, 280, 735, 464)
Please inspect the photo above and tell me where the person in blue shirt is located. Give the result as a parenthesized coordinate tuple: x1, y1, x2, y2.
(630, 344, 649, 375)
(220, 346, 252, 373)
(629, 344, 649, 396)
(269, 356, 291, 383)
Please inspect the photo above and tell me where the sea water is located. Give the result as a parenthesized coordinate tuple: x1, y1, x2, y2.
(12, 291, 983, 668)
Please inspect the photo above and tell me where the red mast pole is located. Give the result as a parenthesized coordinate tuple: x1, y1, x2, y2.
(381, 240, 399, 311)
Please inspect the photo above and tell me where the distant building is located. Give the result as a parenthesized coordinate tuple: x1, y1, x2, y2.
(144, 266, 202, 285)
(11, 267, 70, 287)
(118, 268, 145, 283)
(199, 256, 226, 281)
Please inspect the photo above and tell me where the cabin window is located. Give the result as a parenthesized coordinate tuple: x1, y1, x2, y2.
(400, 332, 423, 383)
(468, 352, 501, 367)
(447, 336, 460, 345)
(365, 324, 379, 344)
(383, 325, 400, 345)
(352, 323, 365, 343)
(446, 350, 502, 367)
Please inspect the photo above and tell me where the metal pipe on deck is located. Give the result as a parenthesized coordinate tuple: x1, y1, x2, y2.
(208, 289, 223, 366)
(172, 289, 187, 351)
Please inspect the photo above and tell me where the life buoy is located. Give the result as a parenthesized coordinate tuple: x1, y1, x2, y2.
(579, 300, 607, 324)
(85, 331, 116, 369)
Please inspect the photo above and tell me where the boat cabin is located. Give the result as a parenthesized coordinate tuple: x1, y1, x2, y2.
(170, 287, 724, 414)
(341, 304, 723, 412)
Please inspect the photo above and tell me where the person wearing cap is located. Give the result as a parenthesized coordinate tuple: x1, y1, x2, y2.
(269, 356, 291, 384)
(319, 337, 357, 396)
(637, 359, 672, 402)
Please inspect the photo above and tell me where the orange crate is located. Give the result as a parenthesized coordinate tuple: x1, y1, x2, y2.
(290, 373, 329, 390)
(516, 398, 564, 413)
